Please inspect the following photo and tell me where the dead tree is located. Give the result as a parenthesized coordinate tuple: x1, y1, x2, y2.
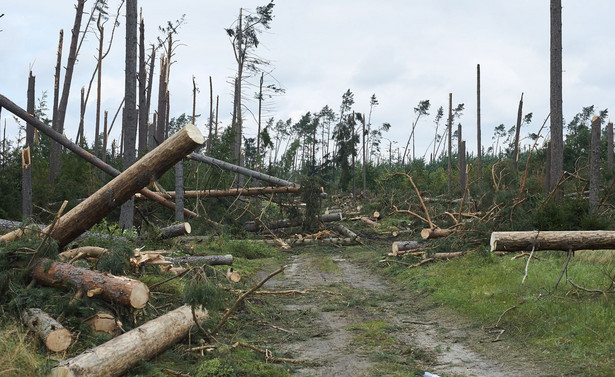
(589, 115, 601, 214)
(476, 63, 482, 183)
(22, 71, 35, 219)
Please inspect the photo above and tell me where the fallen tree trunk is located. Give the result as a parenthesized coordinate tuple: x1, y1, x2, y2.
(3, 124, 204, 248)
(58, 246, 108, 262)
(245, 212, 342, 232)
(258, 237, 359, 247)
(490, 230, 615, 252)
(21, 308, 72, 353)
(334, 224, 359, 240)
(421, 227, 454, 240)
(48, 305, 208, 377)
(160, 222, 191, 239)
(391, 240, 424, 254)
(31, 258, 149, 309)
(168, 254, 233, 266)
(360, 216, 380, 227)
(0, 94, 197, 219)
(139, 186, 302, 199)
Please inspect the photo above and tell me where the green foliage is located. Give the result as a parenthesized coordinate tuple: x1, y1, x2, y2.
(221, 240, 274, 260)
(532, 198, 613, 231)
(184, 277, 228, 312)
(194, 358, 236, 377)
(300, 175, 323, 233)
(96, 242, 134, 275)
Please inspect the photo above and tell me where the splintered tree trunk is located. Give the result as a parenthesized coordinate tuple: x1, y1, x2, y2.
(490, 231, 615, 252)
(168, 254, 233, 266)
(23, 71, 35, 219)
(49, 305, 208, 377)
(513, 93, 524, 170)
(589, 115, 601, 214)
(31, 258, 149, 309)
(15, 125, 202, 247)
(160, 222, 191, 239)
(21, 308, 72, 352)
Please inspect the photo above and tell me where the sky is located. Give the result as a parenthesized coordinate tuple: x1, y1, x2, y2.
(1, 1, 615, 162)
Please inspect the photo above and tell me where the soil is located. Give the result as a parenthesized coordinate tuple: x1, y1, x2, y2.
(261, 251, 560, 377)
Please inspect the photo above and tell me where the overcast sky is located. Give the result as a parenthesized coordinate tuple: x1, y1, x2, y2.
(1, 1, 614, 160)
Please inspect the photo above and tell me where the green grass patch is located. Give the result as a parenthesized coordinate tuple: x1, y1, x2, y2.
(347, 320, 398, 349)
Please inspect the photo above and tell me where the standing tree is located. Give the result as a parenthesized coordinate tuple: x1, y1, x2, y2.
(22, 72, 35, 219)
(401, 100, 430, 165)
(476, 63, 482, 183)
(549, 0, 563, 192)
(119, 0, 138, 229)
(333, 90, 357, 192)
(513, 93, 524, 170)
(226, 1, 275, 172)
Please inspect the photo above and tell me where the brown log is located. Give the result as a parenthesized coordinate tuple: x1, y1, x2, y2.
(433, 252, 463, 259)
(140, 186, 302, 199)
(31, 258, 149, 309)
(2, 124, 203, 247)
(168, 254, 233, 266)
(490, 230, 615, 252)
(391, 240, 424, 254)
(360, 216, 380, 227)
(58, 246, 108, 262)
(160, 222, 191, 239)
(421, 227, 454, 239)
(21, 308, 72, 353)
(49, 305, 208, 377)
(83, 312, 123, 336)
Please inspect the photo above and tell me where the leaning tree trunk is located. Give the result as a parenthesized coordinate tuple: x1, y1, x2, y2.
(21, 308, 72, 353)
(49, 305, 208, 377)
(0, 95, 197, 220)
(31, 258, 149, 309)
(0, 123, 203, 247)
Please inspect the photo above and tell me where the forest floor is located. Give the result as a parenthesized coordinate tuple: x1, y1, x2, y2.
(256, 250, 562, 377)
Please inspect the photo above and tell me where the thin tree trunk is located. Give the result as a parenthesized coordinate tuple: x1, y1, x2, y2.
(76, 87, 85, 145)
(608, 121, 613, 171)
(155, 56, 167, 146)
(95, 19, 104, 157)
(589, 115, 601, 214)
(362, 114, 367, 194)
(545, 141, 552, 195)
(138, 15, 148, 156)
(119, 0, 138, 230)
(447, 93, 453, 196)
(477, 63, 482, 184)
(208, 76, 213, 154)
(513, 93, 524, 170)
(51, 29, 63, 150)
(549, 0, 563, 193)
(50, 0, 85, 184)
(174, 161, 184, 222)
(23, 71, 35, 219)
(144, 45, 156, 149)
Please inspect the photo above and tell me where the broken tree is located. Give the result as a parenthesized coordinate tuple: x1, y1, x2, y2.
(49, 305, 208, 377)
(31, 258, 149, 309)
(490, 230, 615, 252)
(1, 123, 204, 247)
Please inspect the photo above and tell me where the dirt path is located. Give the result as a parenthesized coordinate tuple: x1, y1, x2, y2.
(263, 252, 553, 377)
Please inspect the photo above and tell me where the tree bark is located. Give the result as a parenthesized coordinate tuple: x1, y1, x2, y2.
(160, 222, 191, 239)
(31, 258, 149, 309)
(21, 308, 72, 353)
(138, 16, 148, 157)
(23, 71, 35, 219)
(549, 0, 563, 193)
(51, 29, 63, 158)
(608, 121, 614, 171)
(174, 161, 185, 222)
(334, 224, 359, 240)
(49, 305, 208, 377)
(447, 93, 453, 196)
(589, 115, 601, 214)
(50, 0, 84, 184)
(168, 254, 233, 266)
(490, 230, 615, 252)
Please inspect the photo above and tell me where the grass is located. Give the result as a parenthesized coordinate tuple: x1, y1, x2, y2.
(0, 318, 48, 376)
(382, 248, 615, 375)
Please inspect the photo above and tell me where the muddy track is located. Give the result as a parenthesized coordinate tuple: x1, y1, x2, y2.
(262, 252, 555, 377)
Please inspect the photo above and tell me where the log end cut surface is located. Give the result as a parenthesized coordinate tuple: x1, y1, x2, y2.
(185, 123, 205, 144)
(46, 328, 73, 353)
(130, 282, 150, 309)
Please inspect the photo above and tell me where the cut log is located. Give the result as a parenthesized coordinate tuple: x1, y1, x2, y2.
(391, 240, 424, 254)
(0, 94, 196, 220)
(421, 227, 454, 239)
(334, 224, 360, 240)
(58, 246, 108, 262)
(490, 230, 615, 252)
(168, 254, 233, 266)
(1, 124, 204, 248)
(433, 252, 463, 259)
(31, 258, 149, 309)
(160, 222, 191, 239)
(245, 212, 342, 232)
(21, 308, 72, 353)
(360, 216, 380, 227)
(49, 305, 208, 377)
(83, 312, 123, 336)
(226, 268, 241, 283)
(372, 211, 381, 219)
